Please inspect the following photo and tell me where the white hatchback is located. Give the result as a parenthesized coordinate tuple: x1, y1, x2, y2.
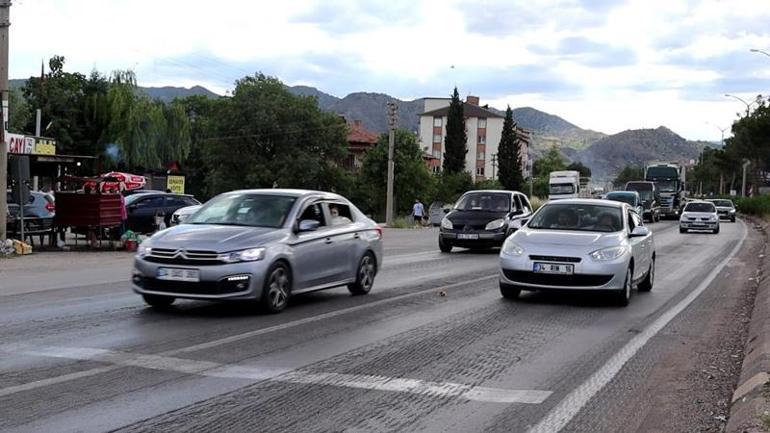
(679, 201, 720, 234)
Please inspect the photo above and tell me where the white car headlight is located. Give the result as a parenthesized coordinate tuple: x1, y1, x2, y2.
(589, 245, 629, 261)
(220, 247, 266, 263)
(441, 218, 453, 230)
(501, 239, 525, 256)
(729, 208, 736, 214)
(485, 218, 506, 231)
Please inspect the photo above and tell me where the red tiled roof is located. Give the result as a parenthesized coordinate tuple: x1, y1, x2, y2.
(347, 121, 379, 145)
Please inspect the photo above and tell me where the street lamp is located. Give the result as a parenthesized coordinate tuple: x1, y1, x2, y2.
(705, 121, 728, 147)
(750, 48, 770, 58)
(724, 93, 755, 116)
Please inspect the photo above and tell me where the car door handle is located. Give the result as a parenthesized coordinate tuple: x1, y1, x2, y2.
(325, 238, 333, 244)
(353, 233, 361, 239)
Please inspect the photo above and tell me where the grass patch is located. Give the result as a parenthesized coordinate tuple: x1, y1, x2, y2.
(735, 196, 770, 217)
(389, 217, 413, 229)
(529, 196, 546, 211)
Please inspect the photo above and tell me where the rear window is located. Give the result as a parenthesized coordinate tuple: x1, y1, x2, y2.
(685, 202, 715, 213)
(606, 193, 636, 206)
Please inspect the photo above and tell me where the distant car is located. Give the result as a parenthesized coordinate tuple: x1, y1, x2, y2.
(125, 192, 201, 233)
(679, 201, 720, 234)
(604, 191, 644, 220)
(706, 199, 736, 222)
(428, 201, 453, 227)
(438, 190, 533, 253)
(499, 199, 655, 306)
(170, 205, 202, 226)
(625, 181, 660, 222)
(132, 189, 383, 313)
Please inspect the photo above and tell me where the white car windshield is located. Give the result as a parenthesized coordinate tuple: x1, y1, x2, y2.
(528, 203, 623, 233)
(188, 193, 296, 228)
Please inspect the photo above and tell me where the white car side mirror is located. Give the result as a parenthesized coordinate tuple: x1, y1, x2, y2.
(630, 226, 650, 237)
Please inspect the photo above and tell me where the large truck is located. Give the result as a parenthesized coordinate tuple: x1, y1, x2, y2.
(548, 171, 591, 200)
(645, 162, 686, 219)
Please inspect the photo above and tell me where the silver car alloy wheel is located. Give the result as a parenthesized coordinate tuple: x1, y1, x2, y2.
(624, 270, 632, 300)
(359, 255, 376, 291)
(268, 267, 290, 310)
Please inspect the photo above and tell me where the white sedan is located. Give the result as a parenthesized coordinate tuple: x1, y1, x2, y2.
(170, 205, 202, 226)
(499, 199, 655, 306)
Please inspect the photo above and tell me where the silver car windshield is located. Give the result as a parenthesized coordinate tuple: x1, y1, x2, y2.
(711, 200, 733, 208)
(528, 203, 623, 233)
(188, 193, 296, 228)
(684, 203, 715, 213)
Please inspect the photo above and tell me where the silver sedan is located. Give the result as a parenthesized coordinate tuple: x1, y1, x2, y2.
(499, 199, 655, 306)
(132, 189, 383, 313)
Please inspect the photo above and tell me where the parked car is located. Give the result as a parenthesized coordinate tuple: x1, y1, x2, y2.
(125, 192, 201, 234)
(428, 201, 453, 227)
(438, 190, 533, 253)
(706, 199, 736, 222)
(170, 205, 202, 226)
(132, 189, 383, 313)
(6, 191, 55, 236)
(679, 201, 720, 234)
(499, 199, 655, 306)
(604, 191, 644, 219)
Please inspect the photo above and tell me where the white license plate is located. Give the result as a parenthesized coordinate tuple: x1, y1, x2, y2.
(457, 233, 479, 240)
(533, 263, 573, 274)
(157, 268, 200, 282)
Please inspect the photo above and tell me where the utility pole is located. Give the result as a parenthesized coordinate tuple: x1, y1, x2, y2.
(0, 0, 10, 242)
(385, 101, 397, 226)
(491, 153, 497, 180)
(742, 160, 750, 197)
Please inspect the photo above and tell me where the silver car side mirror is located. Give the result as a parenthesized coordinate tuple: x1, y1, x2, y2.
(630, 226, 649, 237)
(298, 219, 321, 232)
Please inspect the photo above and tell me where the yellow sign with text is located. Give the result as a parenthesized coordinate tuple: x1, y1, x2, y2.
(167, 175, 185, 194)
(33, 138, 56, 155)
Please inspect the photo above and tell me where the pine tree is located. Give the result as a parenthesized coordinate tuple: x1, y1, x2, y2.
(497, 106, 523, 190)
(442, 87, 467, 173)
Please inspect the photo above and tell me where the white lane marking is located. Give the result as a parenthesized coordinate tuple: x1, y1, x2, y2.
(528, 221, 748, 433)
(0, 274, 497, 397)
(10, 346, 551, 404)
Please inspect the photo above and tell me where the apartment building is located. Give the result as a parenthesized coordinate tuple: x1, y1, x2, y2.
(418, 96, 530, 182)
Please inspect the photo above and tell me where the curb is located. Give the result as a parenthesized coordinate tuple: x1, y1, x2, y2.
(728, 218, 770, 433)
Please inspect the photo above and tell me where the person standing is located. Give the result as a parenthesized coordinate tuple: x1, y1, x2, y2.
(412, 199, 426, 227)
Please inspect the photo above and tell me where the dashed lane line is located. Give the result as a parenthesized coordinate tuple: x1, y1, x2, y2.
(7, 345, 552, 404)
(0, 274, 498, 398)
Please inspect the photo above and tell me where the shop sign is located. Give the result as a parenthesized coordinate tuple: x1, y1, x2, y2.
(5, 133, 56, 155)
(167, 175, 185, 194)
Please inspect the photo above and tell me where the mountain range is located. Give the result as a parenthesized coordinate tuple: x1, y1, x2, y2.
(10, 78, 712, 181)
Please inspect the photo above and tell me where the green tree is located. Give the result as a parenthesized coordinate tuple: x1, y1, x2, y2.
(532, 147, 567, 177)
(360, 129, 435, 217)
(613, 165, 645, 188)
(434, 171, 473, 204)
(203, 73, 348, 195)
(497, 106, 523, 190)
(566, 161, 591, 178)
(443, 87, 467, 174)
(8, 88, 31, 134)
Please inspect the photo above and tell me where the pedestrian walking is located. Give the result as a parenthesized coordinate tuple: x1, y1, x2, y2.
(412, 199, 426, 227)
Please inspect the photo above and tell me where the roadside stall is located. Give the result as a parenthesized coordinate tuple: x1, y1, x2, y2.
(54, 173, 146, 247)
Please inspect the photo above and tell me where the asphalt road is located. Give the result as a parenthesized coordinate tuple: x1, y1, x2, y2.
(0, 220, 748, 433)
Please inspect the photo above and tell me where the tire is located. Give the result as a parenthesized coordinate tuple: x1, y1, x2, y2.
(655, 213, 661, 222)
(714, 226, 720, 234)
(142, 294, 175, 308)
(439, 237, 453, 253)
(679, 227, 687, 234)
(348, 252, 376, 295)
(261, 262, 291, 313)
(500, 283, 521, 300)
(731, 217, 736, 223)
(614, 268, 632, 307)
(638, 259, 654, 292)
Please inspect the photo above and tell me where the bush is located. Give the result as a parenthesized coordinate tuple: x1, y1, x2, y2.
(735, 195, 770, 216)
(529, 196, 545, 211)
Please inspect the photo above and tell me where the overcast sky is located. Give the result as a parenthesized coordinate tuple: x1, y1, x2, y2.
(10, 0, 770, 140)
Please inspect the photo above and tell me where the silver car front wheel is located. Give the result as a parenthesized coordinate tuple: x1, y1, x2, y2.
(261, 263, 291, 313)
(614, 268, 632, 307)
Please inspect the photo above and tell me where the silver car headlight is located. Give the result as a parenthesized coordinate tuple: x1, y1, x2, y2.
(485, 218, 506, 230)
(589, 245, 629, 261)
(441, 218, 453, 230)
(220, 247, 266, 263)
(501, 239, 525, 256)
(729, 208, 736, 214)
(137, 244, 151, 257)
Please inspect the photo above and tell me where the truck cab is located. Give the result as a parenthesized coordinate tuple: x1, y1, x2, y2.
(548, 171, 581, 201)
(645, 163, 685, 219)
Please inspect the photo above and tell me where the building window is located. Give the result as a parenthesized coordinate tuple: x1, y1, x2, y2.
(478, 135, 486, 144)
(476, 167, 485, 176)
(433, 149, 441, 159)
(477, 151, 485, 160)
(433, 117, 443, 127)
(478, 118, 487, 129)
(433, 133, 442, 143)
